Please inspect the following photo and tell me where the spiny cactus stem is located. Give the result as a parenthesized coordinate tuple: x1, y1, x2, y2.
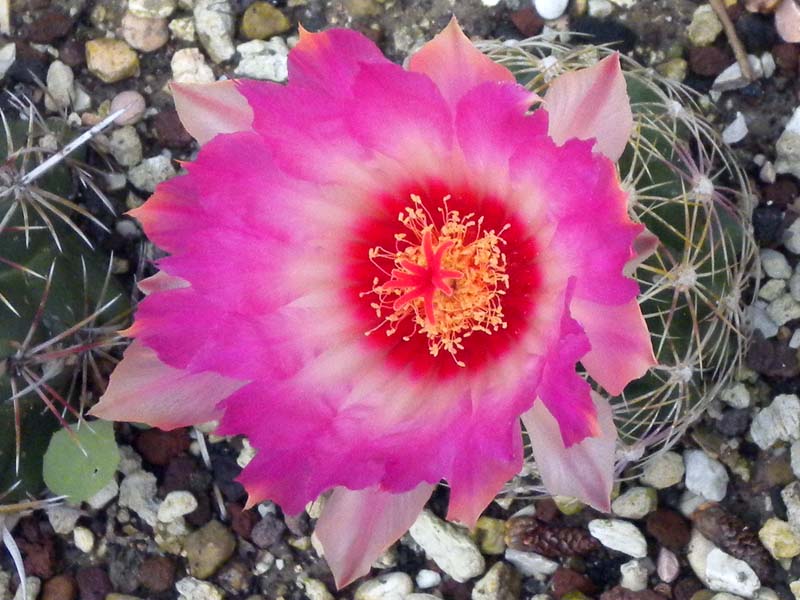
(19, 107, 127, 187)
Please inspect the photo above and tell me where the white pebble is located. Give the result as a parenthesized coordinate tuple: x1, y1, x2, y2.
(684, 450, 729, 501)
(719, 383, 751, 409)
(354, 572, 414, 600)
(750, 394, 800, 449)
(409, 510, 485, 582)
(612, 487, 657, 519)
(620, 559, 648, 592)
(588, 519, 648, 558)
(158, 491, 198, 523)
(504, 548, 558, 579)
(534, 0, 569, 19)
(73, 526, 95, 553)
(706, 548, 761, 597)
(761, 248, 793, 279)
(415, 570, 441, 589)
(722, 112, 748, 145)
(784, 218, 800, 255)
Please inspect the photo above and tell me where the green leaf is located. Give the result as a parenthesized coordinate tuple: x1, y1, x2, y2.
(42, 420, 119, 501)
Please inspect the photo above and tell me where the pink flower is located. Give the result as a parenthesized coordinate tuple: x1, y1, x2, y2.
(776, 0, 800, 42)
(91, 19, 655, 586)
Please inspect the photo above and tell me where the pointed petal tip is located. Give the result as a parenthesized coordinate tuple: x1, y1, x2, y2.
(171, 79, 253, 145)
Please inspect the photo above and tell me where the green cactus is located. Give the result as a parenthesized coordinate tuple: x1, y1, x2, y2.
(477, 39, 757, 491)
(0, 99, 129, 501)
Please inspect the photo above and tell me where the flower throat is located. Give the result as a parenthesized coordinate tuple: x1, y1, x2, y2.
(364, 194, 510, 366)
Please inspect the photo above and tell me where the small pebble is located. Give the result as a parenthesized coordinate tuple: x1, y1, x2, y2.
(611, 487, 657, 519)
(758, 517, 800, 558)
(409, 510, 485, 582)
(534, 0, 569, 19)
(86, 38, 139, 83)
(158, 491, 199, 523)
(171, 47, 214, 84)
(415, 570, 441, 589)
(657, 548, 680, 583)
(776, 105, 800, 179)
(687, 4, 723, 46)
(640, 451, 685, 489)
(129, 0, 176, 18)
(588, 0, 613, 17)
(684, 450, 728, 501)
(73, 526, 95, 553)
(705, 548, 761, 597)
(719, 383, 751, 409)
(241, 2, 291, 40)
(761, 248, 793, 279)
(354, 572, 413, 600)
(110, 90, 146, 125)
(722, 112, 748, 145)
(620, 559, 648, 592)
(749, 394, 800, 449)
(194, 0, 235, 63)
(169, 17, 196, 41)
(503, 548, 558, 579)
(758, 278, 786, 301)
(175, 577, 224, 600)
(768, 290, 800, 324)
(471, 562, 520, 600)
(128, 155, 177, 193)
(121, 12, 169, 53)
(234, 39, 289, 81)
(109, 126, 143, 168)
(784, 218, 800, 255)
(588, 519, 648, 558)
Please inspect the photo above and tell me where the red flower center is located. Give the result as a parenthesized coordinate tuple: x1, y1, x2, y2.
(364, 194, 510, 367)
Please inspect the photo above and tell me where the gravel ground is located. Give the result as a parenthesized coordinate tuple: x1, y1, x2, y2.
(2, 0, 800, 599)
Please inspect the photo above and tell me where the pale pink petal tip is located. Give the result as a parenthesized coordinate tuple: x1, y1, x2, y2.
(544, 53, 633, 161)
(137, 272, 189, 295)
(624, 227, 659, 277)
(777, 0, 800, 42)
(571, 296, 656, 397)
(171, 80, 254, 145)
(315, 483, 435, 588)
(89, 340, 246, 430)
(523, 392, 617, 512)
(408, 16, 515, 108)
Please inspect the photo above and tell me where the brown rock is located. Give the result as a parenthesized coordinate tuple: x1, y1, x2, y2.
(228, 503, 257, 541)
(773, 43, 799, 75)
(42, 575, 78, 600)
(688, 46, 730, 77)
(135, 427, 190, 466)
(138, 555, 176, 593)
(645, 509, 691, 551)
(746, 332, 800, 378)
(58, 40, 85, 68)
(505, 516, 599, 558)
(673, 577, 704, 600)
(551, 568, 596, 599)
(22, 9, 73, 43)
(75, 567, 112, 600)
(154, 109, 194, 148)
(17, 518, 56, 579)
(764, 178, 799, 206)
(601, 586, 666, 600)
(510, 8, 545, 37)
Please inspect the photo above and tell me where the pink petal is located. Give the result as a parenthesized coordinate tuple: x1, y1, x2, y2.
(544, 54, 633, 161)
(315, 483, 435, 588)
(408, 17, 515, 109)
(536, 284, 599, 447)
(570, 296, 656, 396)
(89, 340, 245, 430)
(522, 391, 617, 512)
(777, 0, 800, 42)
(446, 417, 524, 527)
(171, 81, 253, 145)
(289, 27, 390, 97)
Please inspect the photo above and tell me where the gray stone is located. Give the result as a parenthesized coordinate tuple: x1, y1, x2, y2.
(129, 0, 176, 18)
(354, 572, 413, 600)
(45, 60, 75, 112)
(776, 106, 800, 179)
(169, 17, 196, 42)
(415, 570, 440, 589)
(750, 394, 800, 449)
(705, 548, 760, 597)
(119, 470, 159, 526)
(620, 559, 648, 592)
(657, 547, 679, 583)
(684, 450, 728, 501)
(748, 302, 779, 339)
(87, 478, 119, 509)
(409, 510, 485, 582)
(175, 577, 224, 600)
(193, 0, 235, 63)
(766, 294, 800, 326)
(759, 279, 787, 302)
(109, 126, 143, 168)
(722, 111, 747, 145)
(687, 529, 715, 587)
(588, 0, 613, 17)
(158, 491, 198, 523)
(234, 39, 289, 81)
(784, 218, 800, 255)
(719, 383, 751, 409)
(776, 484, 800, 536)
(640, 451, 684, 489)
(761, 248, 792, 279)
(46, 505, 82, 535)
(611, 487, 657, 519)
(0, 43, 14, 80)
(128, 155, 176, 193)
(503, 548, 557, 580)
(792, 441, 800, 478)
(712, 55, 763, 92)
(588, 519, 648, 558)
(471, 562, 520, 600)
(171, 47, 214, 84)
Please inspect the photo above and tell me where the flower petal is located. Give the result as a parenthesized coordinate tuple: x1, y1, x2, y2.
(137, 272, 188, 295)
(409, 17, 515, 109)
(522, 391, 617, 512)
(315, 483, 435, 588)
(89, 340, 245, 430)
(571, 296, 655, 396)
(544, 53, 632, 161)
(289, 27, 390, 97)
(623, 228, 659, 277)
(171, 81, 253, 145)
(777, 0, 800, 42)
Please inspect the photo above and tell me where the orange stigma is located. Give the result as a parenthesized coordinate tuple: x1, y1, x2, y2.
(364, 194, 510, 366)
